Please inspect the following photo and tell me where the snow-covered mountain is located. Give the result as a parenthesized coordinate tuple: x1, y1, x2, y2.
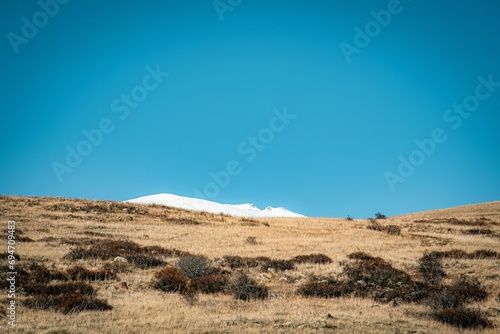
(125, 193, 305, 218)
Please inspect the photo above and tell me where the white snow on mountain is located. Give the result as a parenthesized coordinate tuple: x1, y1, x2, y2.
(125, 193, 305, 218)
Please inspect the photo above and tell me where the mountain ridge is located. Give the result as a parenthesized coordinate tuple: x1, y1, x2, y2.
(125, 193, 306, 218)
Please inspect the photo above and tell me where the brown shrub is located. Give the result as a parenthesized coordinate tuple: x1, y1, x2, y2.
(426, 277, 488, 310)
(178, 255, 214, 279)
(64, 239, 189, 267)
(367, 222, 401, 235)
(462, 228, 494, 235)
(192, 273, 228, 294)
(343, 253, 429, 303)
(426, 249, 499, 260)
(66, 266, 116, 281)
(229, 272, 268, 301)
(221, 255, 294, 271)
(429, 308, 492, 329)
(469, 249, 499, 259)
(297, 281, 349, 298)
(126, 255, 164, 269)
(291, 254, 332, 264)
(266, 259, 294, 271)
(23, 282, 94, 296)
(418, 253, 446, 284)
(385, 225, 401, 235)
(151, 267, 187, 293)
(24, 293, 112, 314)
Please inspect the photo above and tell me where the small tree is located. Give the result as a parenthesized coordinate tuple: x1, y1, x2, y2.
(375, 212, 387, 219)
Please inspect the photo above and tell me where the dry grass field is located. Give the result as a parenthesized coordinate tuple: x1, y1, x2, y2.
(1, 195, 499, 334)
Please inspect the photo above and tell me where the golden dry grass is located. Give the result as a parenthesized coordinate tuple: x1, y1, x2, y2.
(0, 195, 499, 333)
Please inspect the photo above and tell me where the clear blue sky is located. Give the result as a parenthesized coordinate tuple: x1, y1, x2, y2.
(1, 0, 499, 218)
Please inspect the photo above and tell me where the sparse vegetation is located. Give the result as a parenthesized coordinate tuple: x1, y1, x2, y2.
(1, 195, 499, 333)
(177, 255, 214, 279)
(64, 238, 189, 267)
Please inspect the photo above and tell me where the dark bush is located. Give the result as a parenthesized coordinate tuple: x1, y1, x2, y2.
(178, 255, 214, 279)
(343, 253, 428, 303)
(102, 261, 129, 274)
(426, 278, 487, 310)
(385, 225, 401, 235)
(32, 263, 68, 282)
(430, 308, 492, 329)
(297, 281, 349, 298)
(193, 273, 228, 294)
(64, 239, 190, 267)
(367, 222, 400, 235)
(469, 249, 499, 259)
(23, 282, 95, 296)
(57, 294, 113, 314)
(223, 255, 245, 270)
(64, 239, 142, 260)
(292, 254, 332, 265)
(266, 259, 295, 271)
(367, 221, 384, 232)
(24, 293, 112, 314)
(347, 252, 378, 261)
(229, 272, 268, 301)
(418, 253, 446, 284)
(346, 215, 354, 221)
(426, 249, 499, 260)
(375, 212, 387, 219)
(127, 255, 164, 269)
(151, 267, 187, 293)
(1, 263, 62, 291)
(427, 249, 468, 260)
(142, 245, 192, 258)
(463, 229, 494, 235)
(66, 266, 116, 281)
(221, 255, 294, 271)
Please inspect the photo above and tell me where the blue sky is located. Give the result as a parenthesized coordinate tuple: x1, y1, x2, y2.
(1, 0, 499, 218)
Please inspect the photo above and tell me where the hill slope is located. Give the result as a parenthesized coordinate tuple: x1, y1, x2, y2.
(0, 195, 499, 333)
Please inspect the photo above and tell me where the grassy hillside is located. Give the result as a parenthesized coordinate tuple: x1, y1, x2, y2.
(1, 195, 499, 333)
